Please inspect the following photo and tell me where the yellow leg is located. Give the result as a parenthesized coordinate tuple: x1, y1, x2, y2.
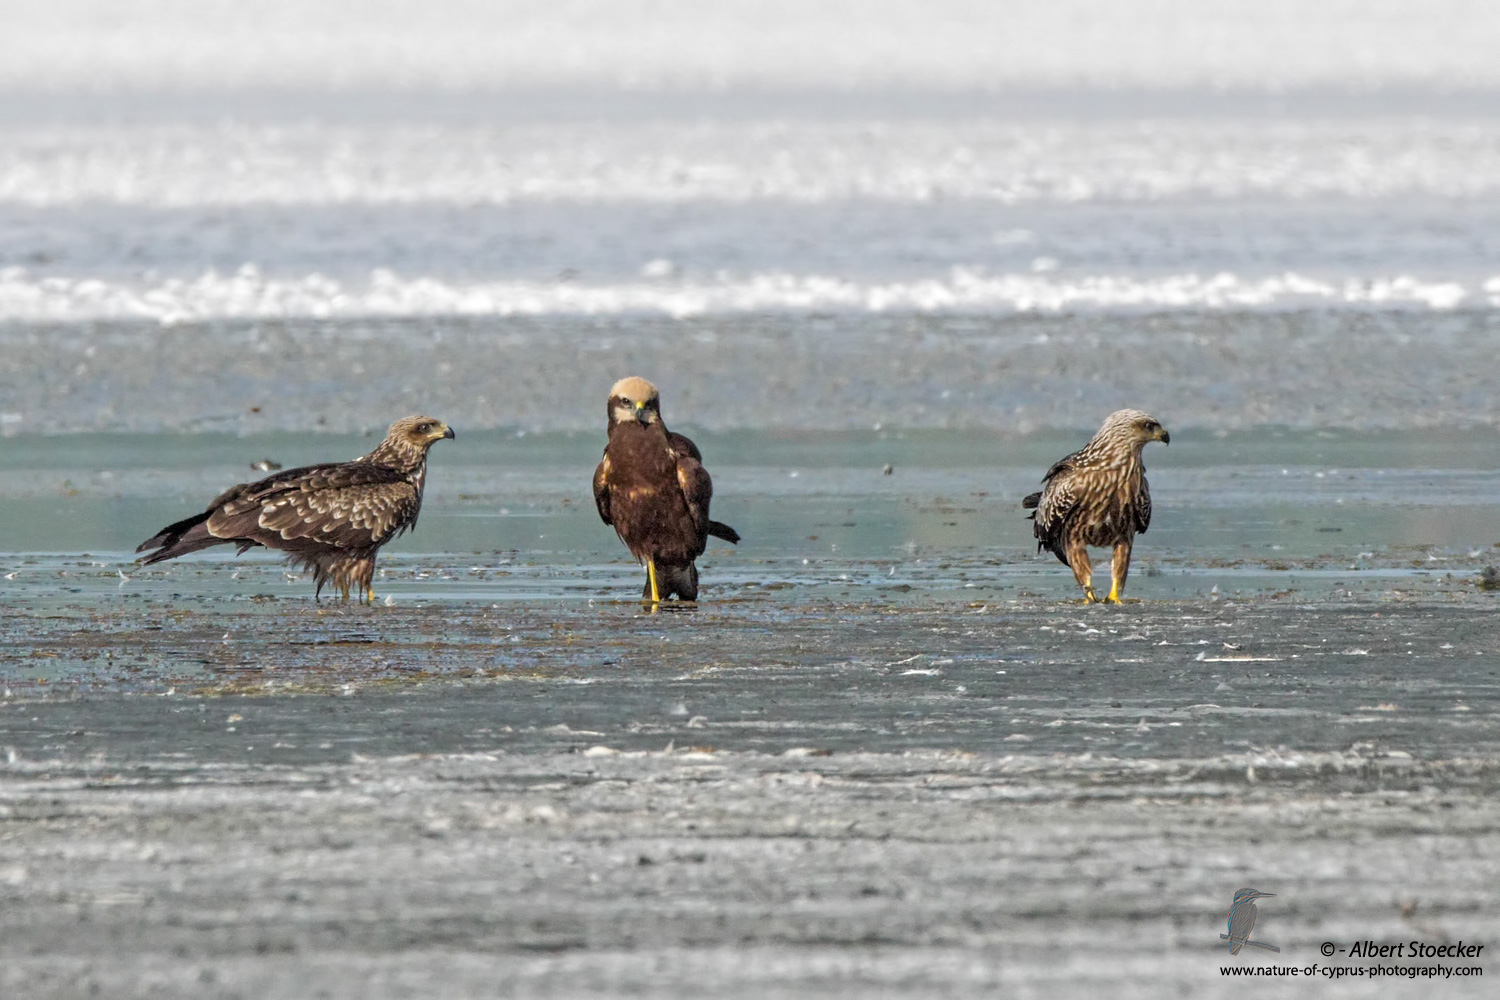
(1067, 543, 1096, 603)
(647, 557, 661, 603)
(367, 587, 375, 603)
(1104, 582, 1120, 603)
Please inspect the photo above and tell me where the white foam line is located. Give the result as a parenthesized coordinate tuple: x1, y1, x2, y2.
(0, 266, 1491, 323)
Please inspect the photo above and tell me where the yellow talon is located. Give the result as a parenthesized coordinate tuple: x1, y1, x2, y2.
(1105, 583, 1121, 604)
(1083, 587, 1098, 604)
(367, 588, 375, 603)
(647, 557, 661, 603)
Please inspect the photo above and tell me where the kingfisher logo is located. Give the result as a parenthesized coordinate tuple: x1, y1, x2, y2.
(1221, 888, 1279, 954)
(1217, 889, 1488, 981)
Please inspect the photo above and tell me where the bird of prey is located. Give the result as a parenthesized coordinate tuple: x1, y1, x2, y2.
(1022, 409, 1169, 603)
(136, 415, 455, 601)
(593, 376, 739, 602)
(1222, 888, 1278, 954)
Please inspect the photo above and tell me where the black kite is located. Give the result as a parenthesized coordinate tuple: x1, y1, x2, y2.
(136, 415, 455, 601)
(1023, 408, 1169, 603)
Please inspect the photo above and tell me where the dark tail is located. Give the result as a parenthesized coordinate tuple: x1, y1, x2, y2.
(135, 512, 228, 565)
(647, 562, 700, 601)
(1022, 492, 1041, 509)
(708, 520, 741, 544)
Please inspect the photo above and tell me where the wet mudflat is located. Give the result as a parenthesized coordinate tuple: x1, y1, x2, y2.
(2, 571, 1499, 998)
(4, 573, 1500, 758)
(7, 312, 1500, 438)
(1, 743, 1497, 999)
(2, 428, 1500, 996)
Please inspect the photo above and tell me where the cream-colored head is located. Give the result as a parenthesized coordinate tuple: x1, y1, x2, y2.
(608, 376, 662, 428)
(1095, 409, 1170, 448)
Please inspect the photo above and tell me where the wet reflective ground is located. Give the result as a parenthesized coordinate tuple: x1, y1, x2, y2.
(1, 429, 1498, 997)
(4, 425, 1500, 698)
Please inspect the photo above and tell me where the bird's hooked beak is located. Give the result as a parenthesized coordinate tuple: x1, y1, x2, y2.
(433, 423, 456, 441)
(633, 400, 652, 426)
(1157, 427, 1170, 445)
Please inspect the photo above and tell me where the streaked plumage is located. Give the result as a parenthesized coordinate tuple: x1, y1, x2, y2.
(136, 415, 455, 601)
(593, 376, 739, 602)
(1022, 408, 1169, 603)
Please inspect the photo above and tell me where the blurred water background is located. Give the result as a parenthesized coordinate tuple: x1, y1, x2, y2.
(1, 1, 1498, 562)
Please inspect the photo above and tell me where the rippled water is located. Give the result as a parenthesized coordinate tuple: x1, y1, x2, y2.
(4, 115, 1500, 322)
(4, 4, 1500, 327)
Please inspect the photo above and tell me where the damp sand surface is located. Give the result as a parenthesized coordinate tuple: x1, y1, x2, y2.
(1, 431, 1499, 997)
(8, 312, 1500, 437)
(1, 592, 1498, 999)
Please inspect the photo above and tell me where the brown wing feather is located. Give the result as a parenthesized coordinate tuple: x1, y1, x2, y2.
(135, 465, 344, 558)
(593, 454, 613, 526)
(196, 462, 401, 517)
(141, 461, 420, 565)
(675, 453, 713, 536)
(214, 462, 360, 512)
(209, 464, 417, 547)
(1025, 455, 1082, 566)
(667, 431, 703, 462)
(670, 431, 740, 544)
(1134, 474, 1152, 534)
(1040, 452, 1079, 484)
(249, 480, 420, 548)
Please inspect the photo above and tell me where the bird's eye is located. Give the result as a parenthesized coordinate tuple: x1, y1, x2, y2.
(415, 422, 431, 434)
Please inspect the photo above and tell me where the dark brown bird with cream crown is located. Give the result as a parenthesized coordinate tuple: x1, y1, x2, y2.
(136, 415, 455, 601)
(1023, 409, 1169, 603)
(593, 377, 739, 602)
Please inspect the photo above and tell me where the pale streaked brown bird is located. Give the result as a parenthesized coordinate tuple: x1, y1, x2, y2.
(593, 376, 739, 602)
(136, 415, 455, 602)
(1022, 409, 1169, 603)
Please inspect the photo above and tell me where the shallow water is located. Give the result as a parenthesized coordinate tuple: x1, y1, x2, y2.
(5, 425, 1500, 560)
(2, 426, 1499, 702)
